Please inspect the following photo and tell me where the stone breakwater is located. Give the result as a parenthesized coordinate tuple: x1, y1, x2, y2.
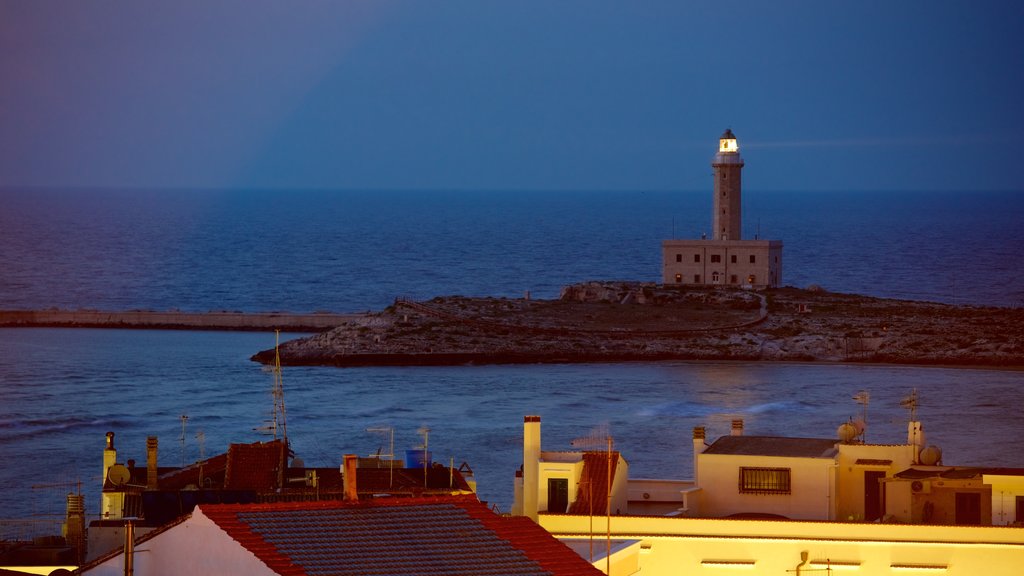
(252, 283, 1024, 368)
(0, 309, 359, 332)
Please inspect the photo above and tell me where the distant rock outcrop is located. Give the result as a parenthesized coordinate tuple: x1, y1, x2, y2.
(253, 283, 1024, 368)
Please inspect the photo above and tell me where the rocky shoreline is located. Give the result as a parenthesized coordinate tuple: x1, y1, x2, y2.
(252, 282, 1024, 368)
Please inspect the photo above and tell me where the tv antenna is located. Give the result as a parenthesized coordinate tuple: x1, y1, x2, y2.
(366, 426, 395, 487)
(571, 424, 615, 576)
(257, 331, 289, 445)
(417, 427, 430, 487)
(852, 391, 869, 443)
(196, 430, 206, 486)
(900, 389, 919, 422)
(179, 414, 189, 467)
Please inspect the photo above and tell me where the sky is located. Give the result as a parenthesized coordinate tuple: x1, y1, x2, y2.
(1, 1, 1022, 192)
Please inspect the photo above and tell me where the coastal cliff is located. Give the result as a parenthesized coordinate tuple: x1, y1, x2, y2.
(252, 283, 1024, 368)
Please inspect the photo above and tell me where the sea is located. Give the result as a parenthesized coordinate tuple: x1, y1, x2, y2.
(1, 188, 1023, 532)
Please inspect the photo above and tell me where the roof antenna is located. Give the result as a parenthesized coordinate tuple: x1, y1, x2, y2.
(852, 391, 870, 443)
(179, 414, 189, 467)
(366, 426, 395, 488)
(900, 389, 919, 422)
(571, 424, 615, 575)
(257, 331, 289, 446)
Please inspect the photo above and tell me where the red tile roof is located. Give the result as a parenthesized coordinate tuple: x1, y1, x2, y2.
(568, 451, 619, 516)
(201, 495, 604, 575)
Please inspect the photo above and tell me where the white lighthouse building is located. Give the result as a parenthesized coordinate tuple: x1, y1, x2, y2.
(662, 130, 782, 288)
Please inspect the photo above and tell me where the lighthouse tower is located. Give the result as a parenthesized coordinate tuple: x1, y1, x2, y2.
(712, 129, 744, 241)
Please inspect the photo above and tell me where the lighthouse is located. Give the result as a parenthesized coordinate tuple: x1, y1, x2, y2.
(661, 129, 782, 288)
(712, 129, 743, 241)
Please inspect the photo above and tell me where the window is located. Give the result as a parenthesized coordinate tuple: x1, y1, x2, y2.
(739, 467, 791, 494)
(747, 274, 756, 284)
(749, 255, 756, 264)
(731, 255, 737, 264)
(711, 254, 721, 263)
(548, 478, 569, 514)
(694, 274, 701, 283)
(712, 271, 720, 283)
(730, 275, 737, 284)
(694, 254, 701, 263)
(676, 254, 682, 263)
(674, 273, 682, 284)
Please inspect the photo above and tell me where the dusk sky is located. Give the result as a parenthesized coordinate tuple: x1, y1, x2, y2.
(2, 1, 1022, 192)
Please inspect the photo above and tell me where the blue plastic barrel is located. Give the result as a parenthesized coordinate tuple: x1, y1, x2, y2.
(404, 449, 432, 469)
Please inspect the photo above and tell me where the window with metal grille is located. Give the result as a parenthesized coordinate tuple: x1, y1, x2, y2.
(739, 467, 791, 494)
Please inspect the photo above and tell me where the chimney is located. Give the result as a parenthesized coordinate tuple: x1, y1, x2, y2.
(103, 432, 117, 485)
(731, 419, 744, 436)
(523, 415, 541, 521)
(692, 426, 707, 486)
(146, 437, 159, 490)
(343, 454, 358, 501)
(64, 493, 86, 564)
(907, 421, 925, 464)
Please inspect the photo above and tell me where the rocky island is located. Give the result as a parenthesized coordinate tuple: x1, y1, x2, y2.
(252, 282, 1024, 368)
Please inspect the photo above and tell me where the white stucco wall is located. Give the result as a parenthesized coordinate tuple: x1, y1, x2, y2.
(82, 509, 278, 576)
(542, 514, 1024, 576)
(985, 474, 1024, 526)
(697, 453, 835, 520)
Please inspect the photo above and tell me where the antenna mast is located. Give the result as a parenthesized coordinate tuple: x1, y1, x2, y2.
(366, 426, 395, 487)
(900, 388, 919, 422)
(179, 414, 189, 467)
(571, 424, 615, 576)
(852, 391, 870, 443)
(257, 331, 290, 443)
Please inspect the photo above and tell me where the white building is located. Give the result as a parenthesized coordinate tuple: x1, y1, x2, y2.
(513, 411, 1024, 575)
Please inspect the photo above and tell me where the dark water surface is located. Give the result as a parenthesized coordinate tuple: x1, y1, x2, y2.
(1, 188, 1023, 526)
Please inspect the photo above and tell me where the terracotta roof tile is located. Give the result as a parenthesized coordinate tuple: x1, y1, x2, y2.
(568, 452, 618, 516)
(201, 495, 603, 575)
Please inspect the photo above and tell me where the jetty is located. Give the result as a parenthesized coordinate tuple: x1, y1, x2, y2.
(0, 309, 361, 332)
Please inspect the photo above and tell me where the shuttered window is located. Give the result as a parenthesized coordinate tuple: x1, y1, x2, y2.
(739, 467, 791, 494)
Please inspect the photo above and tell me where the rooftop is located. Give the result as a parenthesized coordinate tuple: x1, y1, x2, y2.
(703, 436, 838, 459)
(202, 495, 604, 575)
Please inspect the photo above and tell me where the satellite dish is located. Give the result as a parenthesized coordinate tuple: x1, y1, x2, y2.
(920, 445, 943, 466)
(107, 464, 131, 487)
(837, 422, 858, 443)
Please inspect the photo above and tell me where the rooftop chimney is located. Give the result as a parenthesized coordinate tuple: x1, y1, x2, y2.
(693, 426, 708, 486)
(343, 454, 358, 501)
(907, 421, 925, 464)
(523, 415, 541, 521)
(731, 419, 744, 436)
(103, 432, 117, 485)
(146, 436, 159, 490)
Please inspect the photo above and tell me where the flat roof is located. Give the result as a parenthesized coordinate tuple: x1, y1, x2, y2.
(703, 436, 838, 458)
